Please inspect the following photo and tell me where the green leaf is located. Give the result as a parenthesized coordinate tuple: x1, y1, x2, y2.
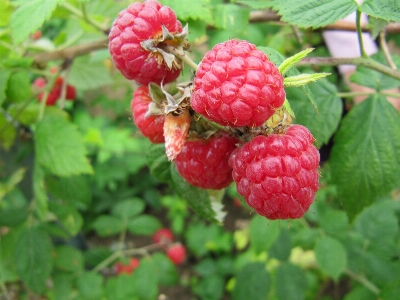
(13, 227, 52, 294)
(8, 102, 40, 126)
(171, 164, 217, 222)
(269, 228, 292, 261)
(284, 73, 330, 87)
(127, 215, 162, 235)
(350, 52, 400, 90)
(330, 95, 400, 217)
(131, 258, 158, 300)
(319, 210, 349, 236)
(52, 273, 73, 300)
(46, 175, 92, 209)
(83, 246, 113, 268)
(275, 263, 308, 300)
(76, 271, 104, 299)
(279, 48, 314, 75)
(5, 71, 32, 103)
(235, 0, 275, 10)
(147, 144, 173, 184)
(274, 0, 358, 28)
(354, 201, 399, 242)
(151, 253, 179, 286)
(343, 285, 376, 300)
(249, 217, 280, 254)
(69, 55, 113, 91)
(111, 198, 145, 221)
(162, 0, 214, 23)
(194, 274, 225, 300)
(0, 70, 11, 106)
(364, 61, 400, 89)
(286, 79, 342, 146)
(92, 215, 124, 237)
(32, 161, 48, 221)
(10, 0, 59, 44)
(0, 208, 28, 227)
(0, 112, 16, 151)
(361, 0, 400, 22)
(0, 0, 13, 27)
(232, 263, 270, 300)
(315, 236, 347, 281)
(54, 245, 84, 272)
(35, 114, 93, 176)
(105, 275, 136, 300)
(213, 4, 249, 33)
(381, 279, 400, 300)
(54, 206, 83, 237)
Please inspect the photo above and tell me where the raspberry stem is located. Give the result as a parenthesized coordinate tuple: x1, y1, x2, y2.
(166, 46, 198, 71)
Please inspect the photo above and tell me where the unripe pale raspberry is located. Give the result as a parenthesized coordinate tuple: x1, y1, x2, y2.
(191, 40, 285, 127)
(131, 86, 165, 143)
(229, 125, 319, 220)
(175, 133, 238, 190)
(109, 0, 182, 85)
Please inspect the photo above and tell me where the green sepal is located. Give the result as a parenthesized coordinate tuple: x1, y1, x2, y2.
(278, 48, 314, 75)
(284, 73, 331, 87)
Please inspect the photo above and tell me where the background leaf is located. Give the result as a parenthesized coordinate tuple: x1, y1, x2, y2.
(275, 263, 308, 300)
(171, 164, 217, 222)
(287, 79, 342, 146)
(127, 215, 162, 235)
(330, 95, 400, 217)
(361, 0, 400, 22)
(13, 227, 52, 294)
(54, 245, 84, 272)
(92, 215, 124, 237)
(162, 0, 214, 23)
(35, 114, 93, 176)
(315, 236, 347, 281)
(274, 0, 358, 28)
(249, 217, 280, 254)
(232, 263, 270, 300)
(10, 0, 59, 44)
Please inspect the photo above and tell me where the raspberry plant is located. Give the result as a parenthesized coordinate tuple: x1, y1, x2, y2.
(1, 0, 400, 299)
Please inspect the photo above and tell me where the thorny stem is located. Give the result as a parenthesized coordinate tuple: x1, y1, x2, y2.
(298, 56, 400, 80)
(166, 46, 199, 71)
(356, 10, 368, 58)
(344, 269, 380, 295)
(379, 31, 397, 70)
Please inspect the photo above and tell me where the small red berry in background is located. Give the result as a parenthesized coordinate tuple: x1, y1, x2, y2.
(191, 40, 285, 127)
(115, 258, 140, 275)
(33, 76, 77, 106)
(233, 198, 242, 208)
(31, 30, 42, 40)
(108, 0, 183, 85)
(153, 228, 174, 245)
(131, 86, 165, 143)
(166, 243, 186, 265)
(229, 125, 320, 220)
(175, 132, 238, 190)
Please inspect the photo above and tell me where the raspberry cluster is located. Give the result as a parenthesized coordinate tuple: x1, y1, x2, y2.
(110, 1, 320, 220)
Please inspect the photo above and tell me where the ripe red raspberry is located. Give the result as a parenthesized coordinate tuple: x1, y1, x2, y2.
(153, 228, 174, 245)
(115, 258, 140, 275)
(229, 125, 319, 220)
(66, 85, 76, 100)
(191, 40, 285, 127)
(131, 86, 165, 143)
(166, 243, 186, 265)
(175, 133, 238, 190)
(109, 0, 183, 85)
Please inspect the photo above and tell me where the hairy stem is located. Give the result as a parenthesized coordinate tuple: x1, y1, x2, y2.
(166, 46, 199, 71)
(61, 2, 108, 34)
(298, 56, 400, 80)
(344, 269, 380, 295)
(356, 10, 368, 58)
(379, 31, 397, 70)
